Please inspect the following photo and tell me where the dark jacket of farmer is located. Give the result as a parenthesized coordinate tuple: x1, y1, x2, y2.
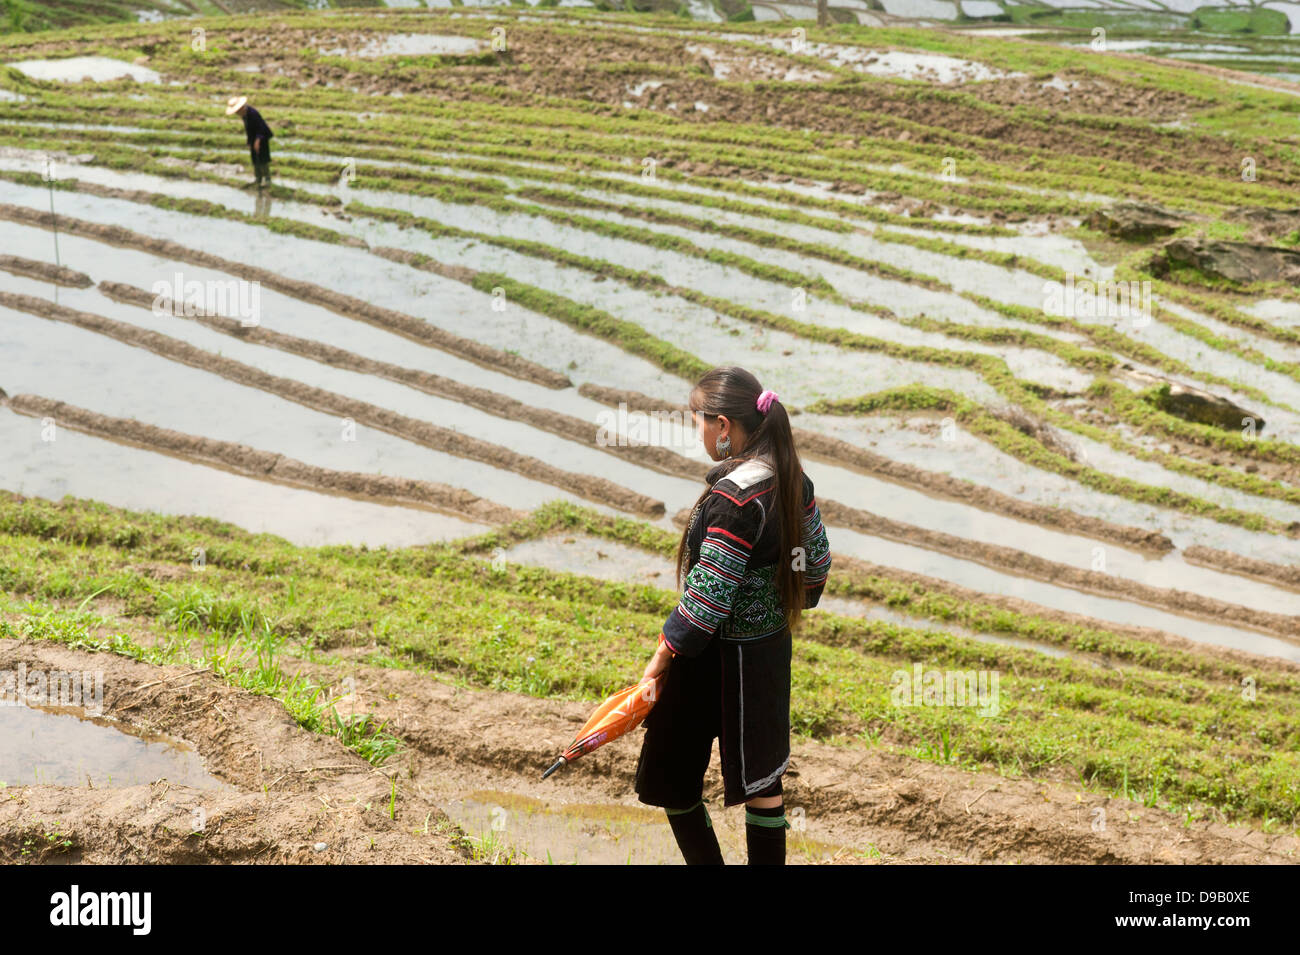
(242, 106, 273, 148)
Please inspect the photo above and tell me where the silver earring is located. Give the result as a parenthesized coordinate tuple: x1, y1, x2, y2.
(715, 434, 731, 458)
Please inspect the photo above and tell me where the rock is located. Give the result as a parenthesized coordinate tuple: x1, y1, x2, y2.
(1118, 364, 1265, 433)
(1156, 236, 1300, 287)
(1223, 206, 1300, 244)
(1085, 201, 1198, 240)
(313, 842, 328, 852)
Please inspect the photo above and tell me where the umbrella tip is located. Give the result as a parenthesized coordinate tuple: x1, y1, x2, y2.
(541, 757, 566, 780)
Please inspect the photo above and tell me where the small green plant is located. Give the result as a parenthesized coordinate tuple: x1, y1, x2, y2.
(325, 710, 401, 768)
(467, 829, 521, 864)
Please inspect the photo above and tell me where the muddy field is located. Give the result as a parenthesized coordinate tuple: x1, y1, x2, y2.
(1, 6, 1299, 864)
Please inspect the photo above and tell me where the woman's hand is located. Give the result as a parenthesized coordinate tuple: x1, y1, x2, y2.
(642, 639, 674, 683)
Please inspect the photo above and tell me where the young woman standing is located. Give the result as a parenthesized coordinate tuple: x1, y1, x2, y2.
(635, 366, 832, 865)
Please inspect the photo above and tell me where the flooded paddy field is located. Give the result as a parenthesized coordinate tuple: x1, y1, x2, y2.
(1, 5, 1299, 865)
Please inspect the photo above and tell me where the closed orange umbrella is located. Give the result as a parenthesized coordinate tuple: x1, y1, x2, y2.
(542, 673, 665, 779)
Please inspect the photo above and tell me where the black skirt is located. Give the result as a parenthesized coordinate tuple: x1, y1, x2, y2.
(634, 626, 792, 809)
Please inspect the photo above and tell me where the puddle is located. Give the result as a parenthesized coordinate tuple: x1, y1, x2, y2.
(626, 80, 665, 98)
(442, 788, 849, 864)
(0, 211, 662, 440)
(534, 200, 1090, 392)
(498, 534, 676, 585)
(491, 526, 1298, 662)
(1064, 425, 1300, 531)
(684, 44, 834, 82)
(202, 177, 1000, 406)
(14, 267, 698, 502)
(1140, 302, 1300, 424)
(685, 0, 724, 22)
(6, 57, 161, 85)
(0, 695, 232, 790)
(0, 289, 596, 512)
(879, 220, 1102, 279)
(801, 45, 1022, 83)
(700, 32, 1015, 82)
(320, 34, 489, 58)
(807, 458, 1300, 616)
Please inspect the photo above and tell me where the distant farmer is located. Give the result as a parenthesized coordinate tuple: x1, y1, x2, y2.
(226, 95, 273, 189)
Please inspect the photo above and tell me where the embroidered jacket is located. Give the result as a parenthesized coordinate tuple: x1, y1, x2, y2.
(662, 457, 832, 659)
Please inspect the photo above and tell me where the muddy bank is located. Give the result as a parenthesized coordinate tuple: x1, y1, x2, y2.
(100, 280, 703, 481)
(0, 254, 93, 288)
(1185, 544, 1300, 593)
(286, 650, 1299, 864)
(577, 383, 1175, 553)
(0, 200, 570, 390)
(0, 639, 470, 865)
(370, 245, 481, 287)
(3, 393, 523, 526)
(0, 291, 665, 518)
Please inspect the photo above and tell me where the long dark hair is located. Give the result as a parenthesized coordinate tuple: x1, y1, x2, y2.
(676, 366, 807, 630)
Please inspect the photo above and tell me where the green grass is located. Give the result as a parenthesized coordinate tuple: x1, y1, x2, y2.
(1190, 6, 1290, 36)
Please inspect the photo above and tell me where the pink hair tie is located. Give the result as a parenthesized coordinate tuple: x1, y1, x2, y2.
(756, 390, 779, 415)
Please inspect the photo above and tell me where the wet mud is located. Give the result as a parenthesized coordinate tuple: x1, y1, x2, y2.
(0, 254, 93, 288)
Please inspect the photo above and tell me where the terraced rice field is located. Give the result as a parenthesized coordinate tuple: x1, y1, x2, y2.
(1, 5, 1299, 864)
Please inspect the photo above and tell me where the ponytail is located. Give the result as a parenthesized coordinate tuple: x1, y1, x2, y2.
(676, 366, 807, 630)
